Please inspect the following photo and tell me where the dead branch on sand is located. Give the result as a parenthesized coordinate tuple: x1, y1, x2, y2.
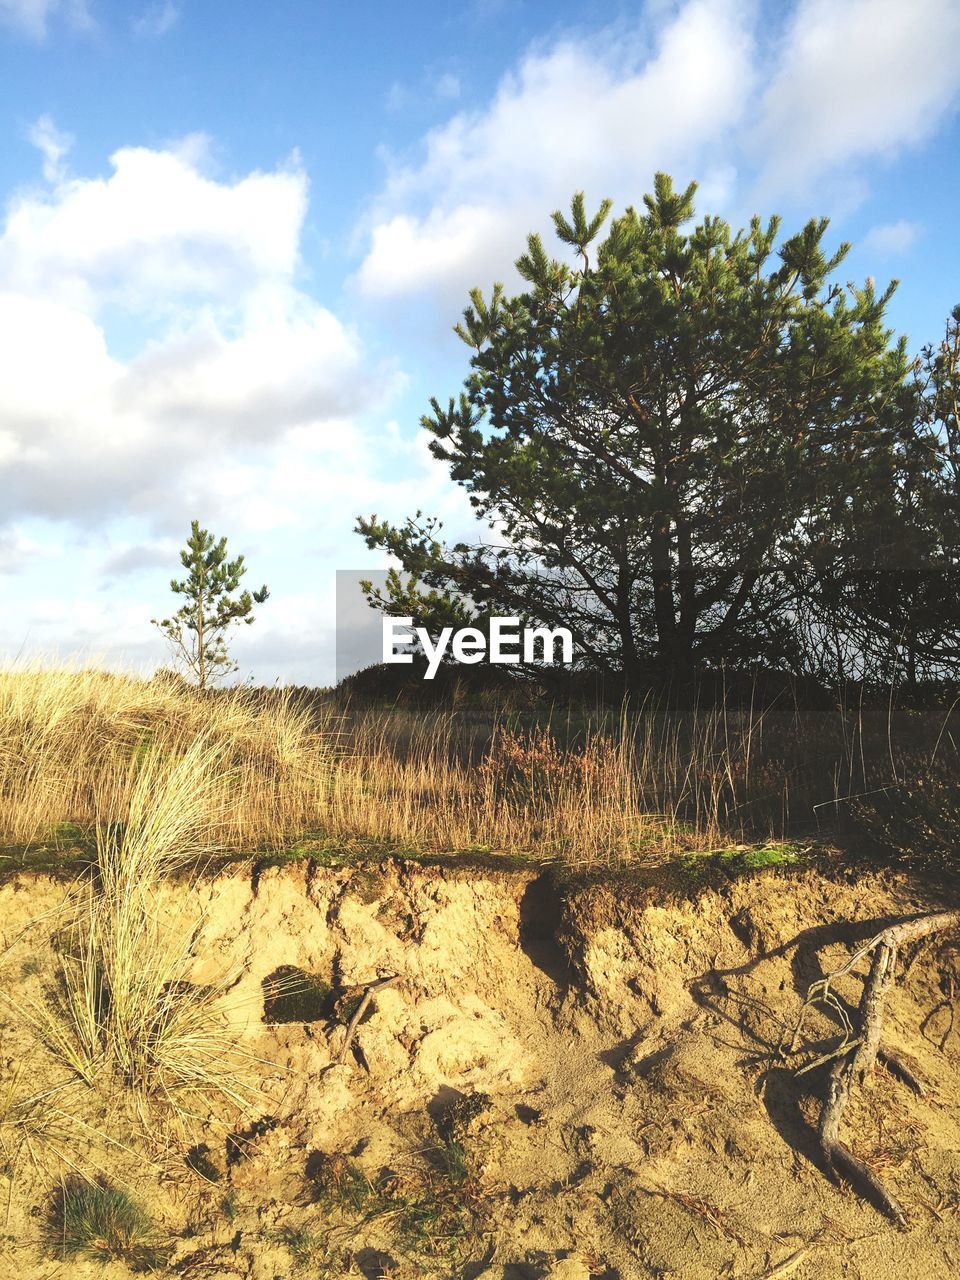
(336, 974, 401, 1065)
(786, 910, 960, 1227)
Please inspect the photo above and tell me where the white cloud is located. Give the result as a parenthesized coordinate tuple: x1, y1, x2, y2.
(357, 0, 756, 297)
(0, 0, 91, 40)
(754, 0, 960, 193)
(0, 139, 436, 680)
(1, 138, 307, 315)
(862, 219, 923, 256)
(359, 205, 506, 298)
(357, 0, 960, 302)
(0, 132, 402, 531)
(27, 114, 74, 183)
(0, 291, 389, 526)
(132, 0, 177, 37)
(0, 126, 475, 681)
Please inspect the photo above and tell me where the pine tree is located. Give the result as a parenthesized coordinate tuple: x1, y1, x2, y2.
(152, 521, 269, 691)
(357, 175, 919, 685)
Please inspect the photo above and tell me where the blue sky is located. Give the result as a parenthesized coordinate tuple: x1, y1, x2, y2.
(1, 0, 959, 684)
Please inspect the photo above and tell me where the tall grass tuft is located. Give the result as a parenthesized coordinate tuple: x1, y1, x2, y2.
(46, 1176, 162, 1269)
(26, 738, 255, 1110)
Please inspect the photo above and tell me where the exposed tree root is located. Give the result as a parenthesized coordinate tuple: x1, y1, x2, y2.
(336, 973, 401, 1065)
(788, 910, 960, 1227)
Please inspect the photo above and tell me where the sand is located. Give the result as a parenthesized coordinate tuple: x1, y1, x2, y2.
(1, 857, 959, 1278)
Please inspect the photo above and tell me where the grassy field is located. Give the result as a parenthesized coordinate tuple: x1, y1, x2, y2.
(2, 663, 954, 873)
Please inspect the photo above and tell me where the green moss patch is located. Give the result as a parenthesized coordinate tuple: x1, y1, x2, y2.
(680, 841, 805, 879)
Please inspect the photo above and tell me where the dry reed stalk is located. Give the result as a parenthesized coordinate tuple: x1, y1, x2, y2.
(3, 662, 921, 866)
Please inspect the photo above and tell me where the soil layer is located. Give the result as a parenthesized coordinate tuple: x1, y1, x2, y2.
(2, 859, 960, 1278)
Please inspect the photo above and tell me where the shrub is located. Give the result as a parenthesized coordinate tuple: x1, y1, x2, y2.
(852, 756, 960, 865)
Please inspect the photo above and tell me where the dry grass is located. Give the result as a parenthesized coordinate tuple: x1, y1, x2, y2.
(260, 683, 960, 864)
(325, 711, 700, 863)
(5, 733, 258, 1120)
(0, 664, 329, 852)
(322, 695, 846, 864)
(0, 664, 757, 866)
(1, 662, 947, 867)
